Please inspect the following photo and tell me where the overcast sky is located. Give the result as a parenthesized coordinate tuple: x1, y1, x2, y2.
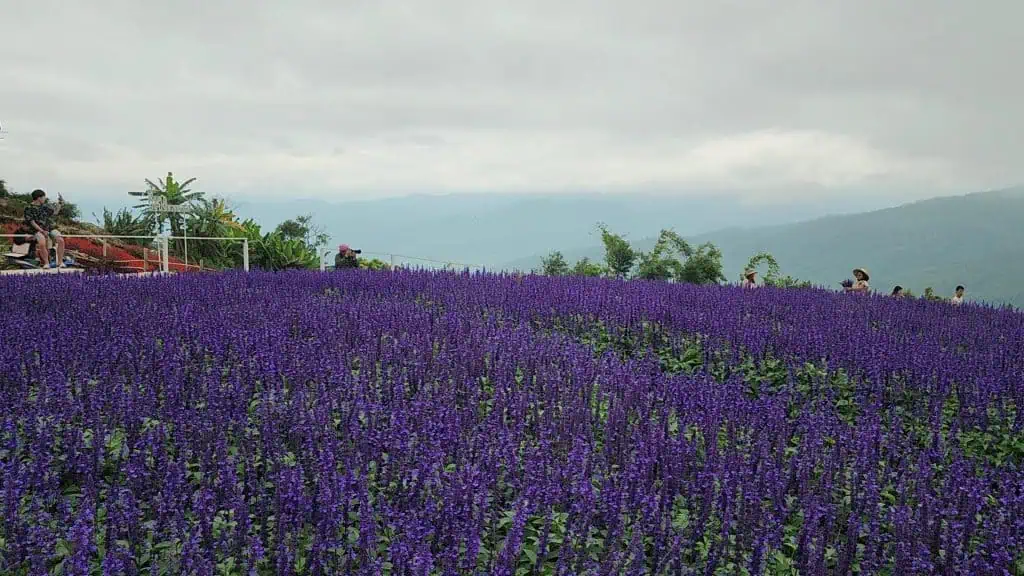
(1, 0, 1021, 203)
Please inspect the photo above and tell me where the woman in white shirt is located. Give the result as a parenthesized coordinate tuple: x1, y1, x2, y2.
(844, 268, 871, 294)
(951, 285, 965, 305)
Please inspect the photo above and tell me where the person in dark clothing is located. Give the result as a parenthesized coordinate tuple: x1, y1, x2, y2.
(334, 244, 361, 269)
(23, 189, 66, 267)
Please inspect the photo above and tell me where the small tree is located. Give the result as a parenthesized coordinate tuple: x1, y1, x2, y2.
(635, 230, 686, 281)
(676, 241, 726, 285)
(538, 251, 570, 276)
(636, 229, 725, 285)
(597, 223, 636, 279)
(275, 214, 329, 251)
(921, 287, 946, 302)
(571, 257, 604, 277)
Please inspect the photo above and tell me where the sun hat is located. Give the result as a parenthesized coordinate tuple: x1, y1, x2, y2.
(743, 269, 756, 277)
(853, 267, 870, 281)
(339, 244, 350, 252)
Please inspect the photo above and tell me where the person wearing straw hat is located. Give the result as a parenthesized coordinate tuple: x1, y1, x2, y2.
(844, 267, 871, 293)
(334, 244, 361, 269)
(741, 268, 758, 288)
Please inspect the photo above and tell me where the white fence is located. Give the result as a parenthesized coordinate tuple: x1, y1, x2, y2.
(4, 232, 494, 276)
(2, 233, 249, 272)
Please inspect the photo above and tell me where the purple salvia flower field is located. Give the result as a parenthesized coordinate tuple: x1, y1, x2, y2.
(1, 270, 1022, 575)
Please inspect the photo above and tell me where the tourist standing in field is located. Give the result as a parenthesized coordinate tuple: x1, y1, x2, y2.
(741, 269, 758, 288)
(335, 244, 361, 269)
(844, 268, 871, 293)
(951, 285, 965, 305)
(23, 189, 66, 268)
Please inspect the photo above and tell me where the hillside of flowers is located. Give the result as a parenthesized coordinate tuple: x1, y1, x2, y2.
(1, 270, 1022, 575)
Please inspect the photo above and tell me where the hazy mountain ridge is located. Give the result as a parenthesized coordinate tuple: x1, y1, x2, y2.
(505, 188, 1024, 306)
(221, 191, 901, 267)
(70, 185, 1024, 305)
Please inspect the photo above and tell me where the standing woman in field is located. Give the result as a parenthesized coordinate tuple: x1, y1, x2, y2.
(844, 268, 871, 293)
(741, 269, 758, 288)
(951, 285, 965, 305)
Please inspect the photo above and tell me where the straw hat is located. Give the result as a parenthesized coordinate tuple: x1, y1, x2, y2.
(852, 267, 870, 281)
(743, 269, 756, 278)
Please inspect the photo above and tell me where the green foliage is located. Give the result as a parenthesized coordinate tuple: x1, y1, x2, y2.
(597, 223, 636, 279)
(254, 232, 319, 270)
(0, 179, 8, 197)
(359, 257, 392, 271)
(95, 207, 154, 247)
(538, 250, 570, 276)
(571, 257, 604, 277)
(179, 198, 246, 266)
(128, 172, 205, 236)
(220, 218, 319, 271)
(636, 230, 725, 285)
(675, 241, 726, 285)
(630, 227, 729, 282)
(540, 224, 724, 285)
(55, 199, 81, 223)
(743, 251, 813, 289)
(921, 287, 946, 302)
(536, 251, 605, 278)
(743, 251, 781, 282)
(635, 229, 690, 281)
(769, 275, 814, 289)
(275, 214, 330, 251)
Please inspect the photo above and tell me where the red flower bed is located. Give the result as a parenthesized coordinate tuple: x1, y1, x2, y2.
(4, 223, 198, 272)
(62, 238, 197, 272)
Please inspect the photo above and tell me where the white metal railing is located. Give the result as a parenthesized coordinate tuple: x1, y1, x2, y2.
(1, 233, 249, 272)
(5, 232, 492, 276)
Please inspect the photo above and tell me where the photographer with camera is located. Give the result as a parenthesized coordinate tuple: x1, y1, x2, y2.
(334, 244, 361, 269)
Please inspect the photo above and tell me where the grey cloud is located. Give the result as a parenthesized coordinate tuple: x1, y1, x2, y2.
(1, 0, 1021, 199)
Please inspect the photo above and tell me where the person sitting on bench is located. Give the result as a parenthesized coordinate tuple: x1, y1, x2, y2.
(23, 189, 66, 268)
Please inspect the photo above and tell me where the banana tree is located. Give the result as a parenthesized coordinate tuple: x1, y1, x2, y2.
(128, 172, 204, 237)
(183, 199, 247, 266)
(221, 220, 317, 270)
(94, 207, 154, 246)
(254, 232, 319, 270)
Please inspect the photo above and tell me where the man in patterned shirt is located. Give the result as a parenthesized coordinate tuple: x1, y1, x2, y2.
(23, 189, 66, 267)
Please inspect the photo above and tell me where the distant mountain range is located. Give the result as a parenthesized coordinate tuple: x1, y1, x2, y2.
(220, 189, 905, 268)
(505, 187, 1024, 307)
(75, 184, 1024, 306)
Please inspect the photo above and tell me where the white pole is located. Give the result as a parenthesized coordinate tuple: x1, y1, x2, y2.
(242, 239, 250, 272)
(161, 237, 169, 273)
(183, 220, 188, 271)
(320, 250, 328, 272)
